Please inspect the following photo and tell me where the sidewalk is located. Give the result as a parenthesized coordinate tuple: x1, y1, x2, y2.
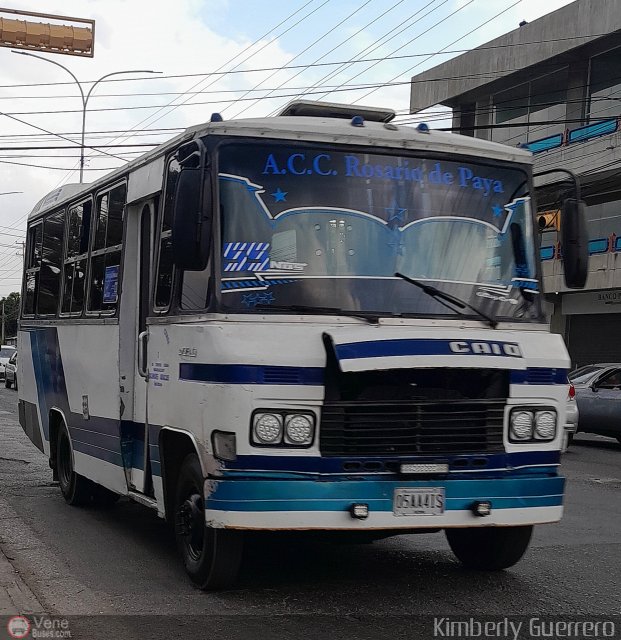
(0, 545, 44, 616)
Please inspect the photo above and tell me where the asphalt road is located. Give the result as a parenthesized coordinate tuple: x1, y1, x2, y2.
(0, 385, 620, 639)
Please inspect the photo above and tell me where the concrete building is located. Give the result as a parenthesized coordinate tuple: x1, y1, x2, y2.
(409, 0, 621, 366)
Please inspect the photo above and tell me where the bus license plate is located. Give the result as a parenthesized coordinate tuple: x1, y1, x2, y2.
(393, 488, 445, 516)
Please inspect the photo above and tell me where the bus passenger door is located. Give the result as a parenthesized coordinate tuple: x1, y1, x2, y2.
(125, 201, 155, 495)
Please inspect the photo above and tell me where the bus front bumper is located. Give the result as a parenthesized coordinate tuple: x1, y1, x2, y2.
(204, 475, 564, 530)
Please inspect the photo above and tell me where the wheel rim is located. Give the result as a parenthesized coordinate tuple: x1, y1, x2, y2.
(58, 431, 73, 490)
(177, 491, 205, 561)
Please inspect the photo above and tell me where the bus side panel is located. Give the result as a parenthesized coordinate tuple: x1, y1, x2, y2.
(18, 329, 48, 455)
(19, 324, 128, 495)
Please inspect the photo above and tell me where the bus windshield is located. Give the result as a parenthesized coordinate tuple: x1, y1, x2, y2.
(218, 141, 542, 322)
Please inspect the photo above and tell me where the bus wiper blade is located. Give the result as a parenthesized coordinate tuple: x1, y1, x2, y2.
(394, 272, 498, 329)
(254, 304, 379, 324)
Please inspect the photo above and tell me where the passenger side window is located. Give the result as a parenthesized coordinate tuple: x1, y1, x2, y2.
(88, 183, 126, 313)
(37, 211, 65, 315)
(597, 369, 621, 389)
(154, 158, 179, 310)
(62, 200, 92, 315)
(23, 222, 43, 316)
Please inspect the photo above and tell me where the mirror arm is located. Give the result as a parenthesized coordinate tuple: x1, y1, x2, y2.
(533, 168, 581, 201)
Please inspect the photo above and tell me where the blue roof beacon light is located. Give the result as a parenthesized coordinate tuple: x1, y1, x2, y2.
(210, 112, 224, 122)
(351, 115, 365, 127)
(416, 122, 430, 133)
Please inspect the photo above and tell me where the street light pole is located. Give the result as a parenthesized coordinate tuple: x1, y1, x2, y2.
(12, 51, 160, 183)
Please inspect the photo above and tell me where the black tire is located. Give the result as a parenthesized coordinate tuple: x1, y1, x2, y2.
(4, 378, 10, 388)
(174, 453, 243, 590)
(56, 422, 94, 506)
(567, 433, 574, 446)
(446, 525, 533, 570)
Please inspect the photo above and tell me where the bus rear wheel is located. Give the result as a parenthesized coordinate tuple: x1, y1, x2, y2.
(56, 422, 93, 506)
(174, 453, 243, 590)
(445, 525, 533, 570)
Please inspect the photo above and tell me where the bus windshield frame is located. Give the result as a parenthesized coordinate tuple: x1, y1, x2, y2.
(211, 138, 544, 324)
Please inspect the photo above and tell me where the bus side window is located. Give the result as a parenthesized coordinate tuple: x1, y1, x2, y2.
(23, 222, 43, 316)
(154, 158, 180, 311)
(88, 183, 126, 313)
(37, 211, 65, 316)
(62, 199, 92, 315)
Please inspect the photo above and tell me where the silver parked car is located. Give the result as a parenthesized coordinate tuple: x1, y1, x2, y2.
(4, 351, 17, 390)
(0, 345, 15, 379)
(568, 363, 621, 444)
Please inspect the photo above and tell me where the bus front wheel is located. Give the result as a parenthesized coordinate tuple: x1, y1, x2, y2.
(174, 453, 243, 590)
(445, 525, 533, 570)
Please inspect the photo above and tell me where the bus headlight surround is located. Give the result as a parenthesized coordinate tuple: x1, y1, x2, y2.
(509, 407, 557, 442)
(251, 411, 315, 447)
(253, 413, 283, 444)
(534, 410, 557, 440)
(284, 414, 315, 445)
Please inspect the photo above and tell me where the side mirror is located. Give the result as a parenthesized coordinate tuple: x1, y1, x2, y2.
(561, 198, 588, 289)
(172, 140, 211, 271)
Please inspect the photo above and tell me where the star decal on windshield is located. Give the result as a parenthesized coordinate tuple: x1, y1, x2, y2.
(271, 187, 288, 202)
(385, 201, 407, 228)
(492, 204, 504, 218)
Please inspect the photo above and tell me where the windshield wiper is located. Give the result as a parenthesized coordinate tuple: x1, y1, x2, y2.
(394, 272, 498, 329)
(254, 304, 380, 324)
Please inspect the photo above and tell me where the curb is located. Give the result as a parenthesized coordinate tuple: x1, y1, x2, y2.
(0, 546, 45, 616)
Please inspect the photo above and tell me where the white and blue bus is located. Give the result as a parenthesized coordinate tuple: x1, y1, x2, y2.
(18, 100, 587, 589)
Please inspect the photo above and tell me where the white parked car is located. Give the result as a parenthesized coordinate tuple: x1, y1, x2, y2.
(4, 351, 17, 389)
(0, 345, 16, 379)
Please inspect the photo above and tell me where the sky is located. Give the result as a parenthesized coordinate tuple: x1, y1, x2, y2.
(0, 0, 576, 298)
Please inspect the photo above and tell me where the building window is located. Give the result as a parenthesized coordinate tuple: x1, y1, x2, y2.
(589, 48, 621, 121)
(492, 68, 568, 146)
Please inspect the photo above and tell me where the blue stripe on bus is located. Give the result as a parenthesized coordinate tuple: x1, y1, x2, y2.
(179, 363, 324, 385)
(510, 368, 568, 384)
(179, 362, 567, 386)
(205, 476, 565, 512)
(334, 339, 522, 360)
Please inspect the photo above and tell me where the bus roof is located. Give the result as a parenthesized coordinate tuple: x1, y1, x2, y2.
(28, 103, 533, 220)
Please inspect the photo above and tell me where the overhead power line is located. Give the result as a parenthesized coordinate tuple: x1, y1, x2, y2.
(0, 33, 609, 91)
(353, 0, 523, 104)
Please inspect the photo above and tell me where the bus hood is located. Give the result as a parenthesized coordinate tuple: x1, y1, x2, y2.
(323, 327, 570, 373)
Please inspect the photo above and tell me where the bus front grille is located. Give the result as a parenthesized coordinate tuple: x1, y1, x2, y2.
(319, 399, 505, 456)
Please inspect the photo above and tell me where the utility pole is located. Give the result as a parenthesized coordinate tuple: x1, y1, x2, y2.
(1, 300, 5, 345)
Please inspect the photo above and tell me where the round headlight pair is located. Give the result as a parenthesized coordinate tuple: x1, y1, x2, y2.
(253, 412, 315, 446)
(510, 409, 556, 442)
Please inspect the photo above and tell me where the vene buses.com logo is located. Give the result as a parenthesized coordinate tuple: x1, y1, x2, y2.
(7, 616, 31, 639)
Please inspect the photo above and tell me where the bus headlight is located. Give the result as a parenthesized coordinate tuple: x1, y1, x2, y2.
(253, 413, 283, 444)
(251, 411, 315, 447)
(284, 414, 315, 445)
(534, 411, 557, 440)
(510, 410, 533, 441)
